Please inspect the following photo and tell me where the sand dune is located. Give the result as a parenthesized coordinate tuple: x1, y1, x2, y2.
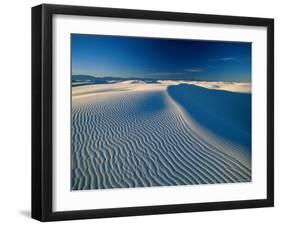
(159, 80, 251, 93)
(184, 81, 251, 93)
(71, 82, 251, 190)
(167, 84, 252, 151)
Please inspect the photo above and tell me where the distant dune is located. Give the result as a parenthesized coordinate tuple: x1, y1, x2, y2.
(159, 80, 251, 93)
(71, 81, 251, 190)
(72, 75, 251, 92)
(184, 81, 251, 93)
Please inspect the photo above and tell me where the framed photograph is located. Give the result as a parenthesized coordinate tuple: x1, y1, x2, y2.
(32, 4, 274, 221)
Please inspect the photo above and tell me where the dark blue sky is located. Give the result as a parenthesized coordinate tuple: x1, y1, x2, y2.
(72, 34, 251, 82)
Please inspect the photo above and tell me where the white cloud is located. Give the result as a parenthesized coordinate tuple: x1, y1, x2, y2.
(143, 72, 184, 76)
(208, 57, 236, 61)
(184, 68, 204, 73)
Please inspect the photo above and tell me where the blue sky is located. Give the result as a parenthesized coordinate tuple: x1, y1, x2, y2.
(72, 34, 251, 82)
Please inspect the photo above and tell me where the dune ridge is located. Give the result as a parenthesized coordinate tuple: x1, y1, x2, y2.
(71, 82, 251, 190)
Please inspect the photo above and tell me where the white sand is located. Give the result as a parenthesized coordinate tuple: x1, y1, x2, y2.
(71, 81, 251, 190)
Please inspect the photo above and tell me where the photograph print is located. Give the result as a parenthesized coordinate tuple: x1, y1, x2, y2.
(71, 34, 252, 191)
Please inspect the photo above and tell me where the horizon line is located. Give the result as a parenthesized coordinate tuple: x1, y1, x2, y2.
(72, 74, 251, 83)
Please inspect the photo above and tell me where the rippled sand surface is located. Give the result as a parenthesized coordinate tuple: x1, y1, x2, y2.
(71, 82, 251, 190)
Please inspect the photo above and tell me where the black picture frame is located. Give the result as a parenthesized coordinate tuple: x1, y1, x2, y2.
(32, 4, 274, 222)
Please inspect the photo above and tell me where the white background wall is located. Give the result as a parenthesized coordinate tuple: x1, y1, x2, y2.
(0, 0, 279, 225)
